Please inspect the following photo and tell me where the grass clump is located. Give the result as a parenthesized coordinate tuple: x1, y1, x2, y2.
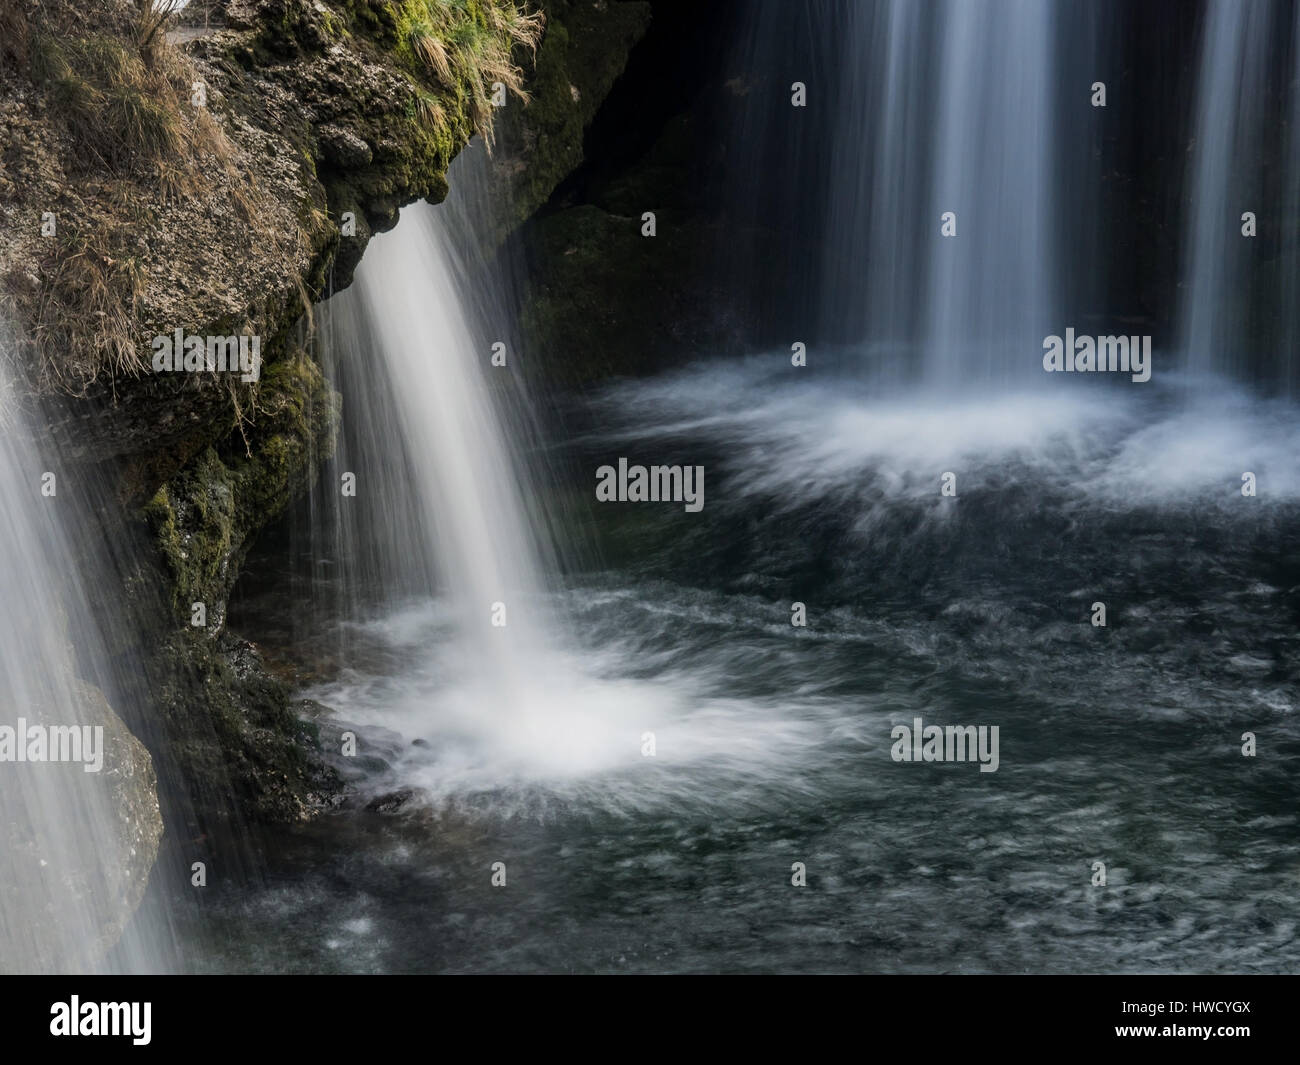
(22, 2, 240, 194)
(391, 0, 543, 148)
(136, 0, 186, 59)
(5, 0, 265, 389)
(29, 29, 187, 177)
(16, 220, 150, 390)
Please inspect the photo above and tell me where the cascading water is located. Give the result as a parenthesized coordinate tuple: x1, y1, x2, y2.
(919, 0, 1058, 384)
(0, 331, 163, 974)
(1286, 11, 1300, 393)
(239, 149, 831, 809)
(1179, 0, 1279, 383)
(291, 149, 701, 791)
(730, 0, 1096, 385)
(336, 202, 550, 693)
(303, 193, 560, 779)
(1279, 3, 1300, 395)
(211, 3, 1300, 973)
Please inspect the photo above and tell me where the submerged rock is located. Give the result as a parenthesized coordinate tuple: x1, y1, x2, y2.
(365, 788, 427, 815)
(0, 681, 162, 974)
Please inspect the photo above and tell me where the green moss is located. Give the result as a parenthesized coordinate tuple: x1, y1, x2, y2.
(335, 0, 401, 39)
(319, 5, 346, 40)
(383, 0, 542, 145)
(130, 345, 343, 829)
(142, 628, 339, 831)
(142, 348, 338, 623)
(142, 449, 235, 615)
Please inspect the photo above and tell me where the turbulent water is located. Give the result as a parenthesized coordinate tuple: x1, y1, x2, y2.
(211, 215, 1300, 974)
(197, 2, 1300, 973)
(214, 349, 1300, 973)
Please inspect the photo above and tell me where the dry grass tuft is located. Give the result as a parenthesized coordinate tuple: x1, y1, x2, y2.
(6, 0, 271, 387)
(14, 220, 149, 392)
(135, 0, 185, 63)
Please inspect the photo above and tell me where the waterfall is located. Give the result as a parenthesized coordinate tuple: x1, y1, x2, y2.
(334, 202, 549, 684)
(300, 148, 659, 789)
(1179, 0, 1278, 383)
(724, 0, 1300, 393)
(728, 0, 1092, 387)
(918, 0, 1058, 385)
(0, 330, 162, 973)
(164, 0, 1300, 977)
(1282, 7, 1300, 394)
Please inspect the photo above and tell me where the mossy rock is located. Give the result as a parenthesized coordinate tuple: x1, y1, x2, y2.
(490, 0, 651, 241)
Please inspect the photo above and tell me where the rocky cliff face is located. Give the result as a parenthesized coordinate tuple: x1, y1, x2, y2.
(0, 0, 648, 859)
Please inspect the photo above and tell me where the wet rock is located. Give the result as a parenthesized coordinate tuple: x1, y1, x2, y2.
(490, 0, 651, 243)
(0, 681, 162, 974)
(365, 788, 424, 815)
(318, 124, 372, 169)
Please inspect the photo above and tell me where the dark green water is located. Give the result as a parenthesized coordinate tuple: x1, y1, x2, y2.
(173, 357, 1300, 973)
